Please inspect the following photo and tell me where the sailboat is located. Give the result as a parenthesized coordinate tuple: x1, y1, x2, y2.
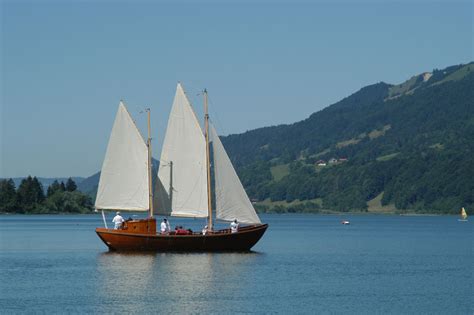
(458, 207, 468, 222)
(95, 83, 268, 251)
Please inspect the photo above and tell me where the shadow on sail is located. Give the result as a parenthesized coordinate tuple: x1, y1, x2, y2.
(153, 167, 172, 216)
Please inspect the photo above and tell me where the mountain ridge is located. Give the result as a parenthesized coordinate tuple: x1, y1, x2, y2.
(222, 62, 472, 167)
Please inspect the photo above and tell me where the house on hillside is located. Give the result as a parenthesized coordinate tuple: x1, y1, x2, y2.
(316, 160, 326, 166)
(338, 157, 348, 162)
(328, 158, 338, 164)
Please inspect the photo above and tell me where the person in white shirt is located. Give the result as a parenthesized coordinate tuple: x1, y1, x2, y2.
(202, 225, 208, 235)
(112, 211, 124, 230)
(230, 219, 239, 233)
(160, 218, 171, 234)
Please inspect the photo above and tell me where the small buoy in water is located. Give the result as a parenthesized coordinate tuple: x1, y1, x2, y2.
(341, 220, 350, 225)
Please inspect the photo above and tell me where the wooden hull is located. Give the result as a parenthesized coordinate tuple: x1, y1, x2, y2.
(96, 223, 268, 252)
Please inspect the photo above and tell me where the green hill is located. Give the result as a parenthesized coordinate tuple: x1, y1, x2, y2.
(221, 62, 474, 214)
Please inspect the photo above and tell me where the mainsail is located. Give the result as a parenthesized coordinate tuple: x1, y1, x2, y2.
(156, 83, 209, 218)
(95, 101, 149, 211)
(210, 124, 261, 224)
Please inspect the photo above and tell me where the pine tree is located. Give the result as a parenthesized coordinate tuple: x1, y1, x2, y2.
(17, 176, 34, 212)
(47, 180, 61, 197)
(0, 179, 17, 213)
(17, 176, 45, 213)
(32, 177, 45, 203)
(60, 181, 66, 191)
(65, 178, 77, 192)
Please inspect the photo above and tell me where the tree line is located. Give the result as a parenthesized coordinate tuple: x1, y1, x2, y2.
(0, 176, 93, 214)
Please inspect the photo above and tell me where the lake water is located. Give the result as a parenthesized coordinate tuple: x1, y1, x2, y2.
(0, 214, 472, 314)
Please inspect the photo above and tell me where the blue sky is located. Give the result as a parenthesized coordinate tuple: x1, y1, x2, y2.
(1, 1, 472, 178)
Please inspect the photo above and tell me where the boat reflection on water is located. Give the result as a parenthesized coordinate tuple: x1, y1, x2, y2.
(96, 251, 263, 313)
(96, 252, 156, 314)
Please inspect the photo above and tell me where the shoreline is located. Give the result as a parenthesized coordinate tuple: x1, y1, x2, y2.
(0, 211, 456, 216)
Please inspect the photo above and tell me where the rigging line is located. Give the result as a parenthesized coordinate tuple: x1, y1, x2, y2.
(180, 82, 204, 109)
(180, 81, 204, 97)
(156, 158, 172, 166)
(207, 94, 229, 138)
(136, 105, 148, 114)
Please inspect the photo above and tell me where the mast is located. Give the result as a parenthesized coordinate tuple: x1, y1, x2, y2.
(169, 161, 173, 210)
(147, 108, 154, 218)
(204, 89, 213, 230)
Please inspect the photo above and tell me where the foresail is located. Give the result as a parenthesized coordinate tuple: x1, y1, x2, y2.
(95, 101, 149, 211)
(210, 124, 261, 224)
(156, 83, 208, 218)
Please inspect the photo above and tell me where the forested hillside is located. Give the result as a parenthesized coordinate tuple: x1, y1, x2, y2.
(221, 63, 474, 214)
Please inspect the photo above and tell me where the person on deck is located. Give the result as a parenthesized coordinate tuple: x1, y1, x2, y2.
(175, 226, 190, 235)
(202, 225, 208, 235)
(112, 212, 124, 230)
(160, 218, 171, 234)
(230, 219, 239, 233)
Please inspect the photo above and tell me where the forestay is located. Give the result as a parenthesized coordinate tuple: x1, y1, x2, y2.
(95, 102, 149, 211)
(156, 83, 208, 218)
(210, 124, 261, 224)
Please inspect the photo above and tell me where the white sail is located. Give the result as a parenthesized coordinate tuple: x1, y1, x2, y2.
(95, 101, 149, 211)
(210, 124, 261, 224)
(156, 83, 208, 218)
